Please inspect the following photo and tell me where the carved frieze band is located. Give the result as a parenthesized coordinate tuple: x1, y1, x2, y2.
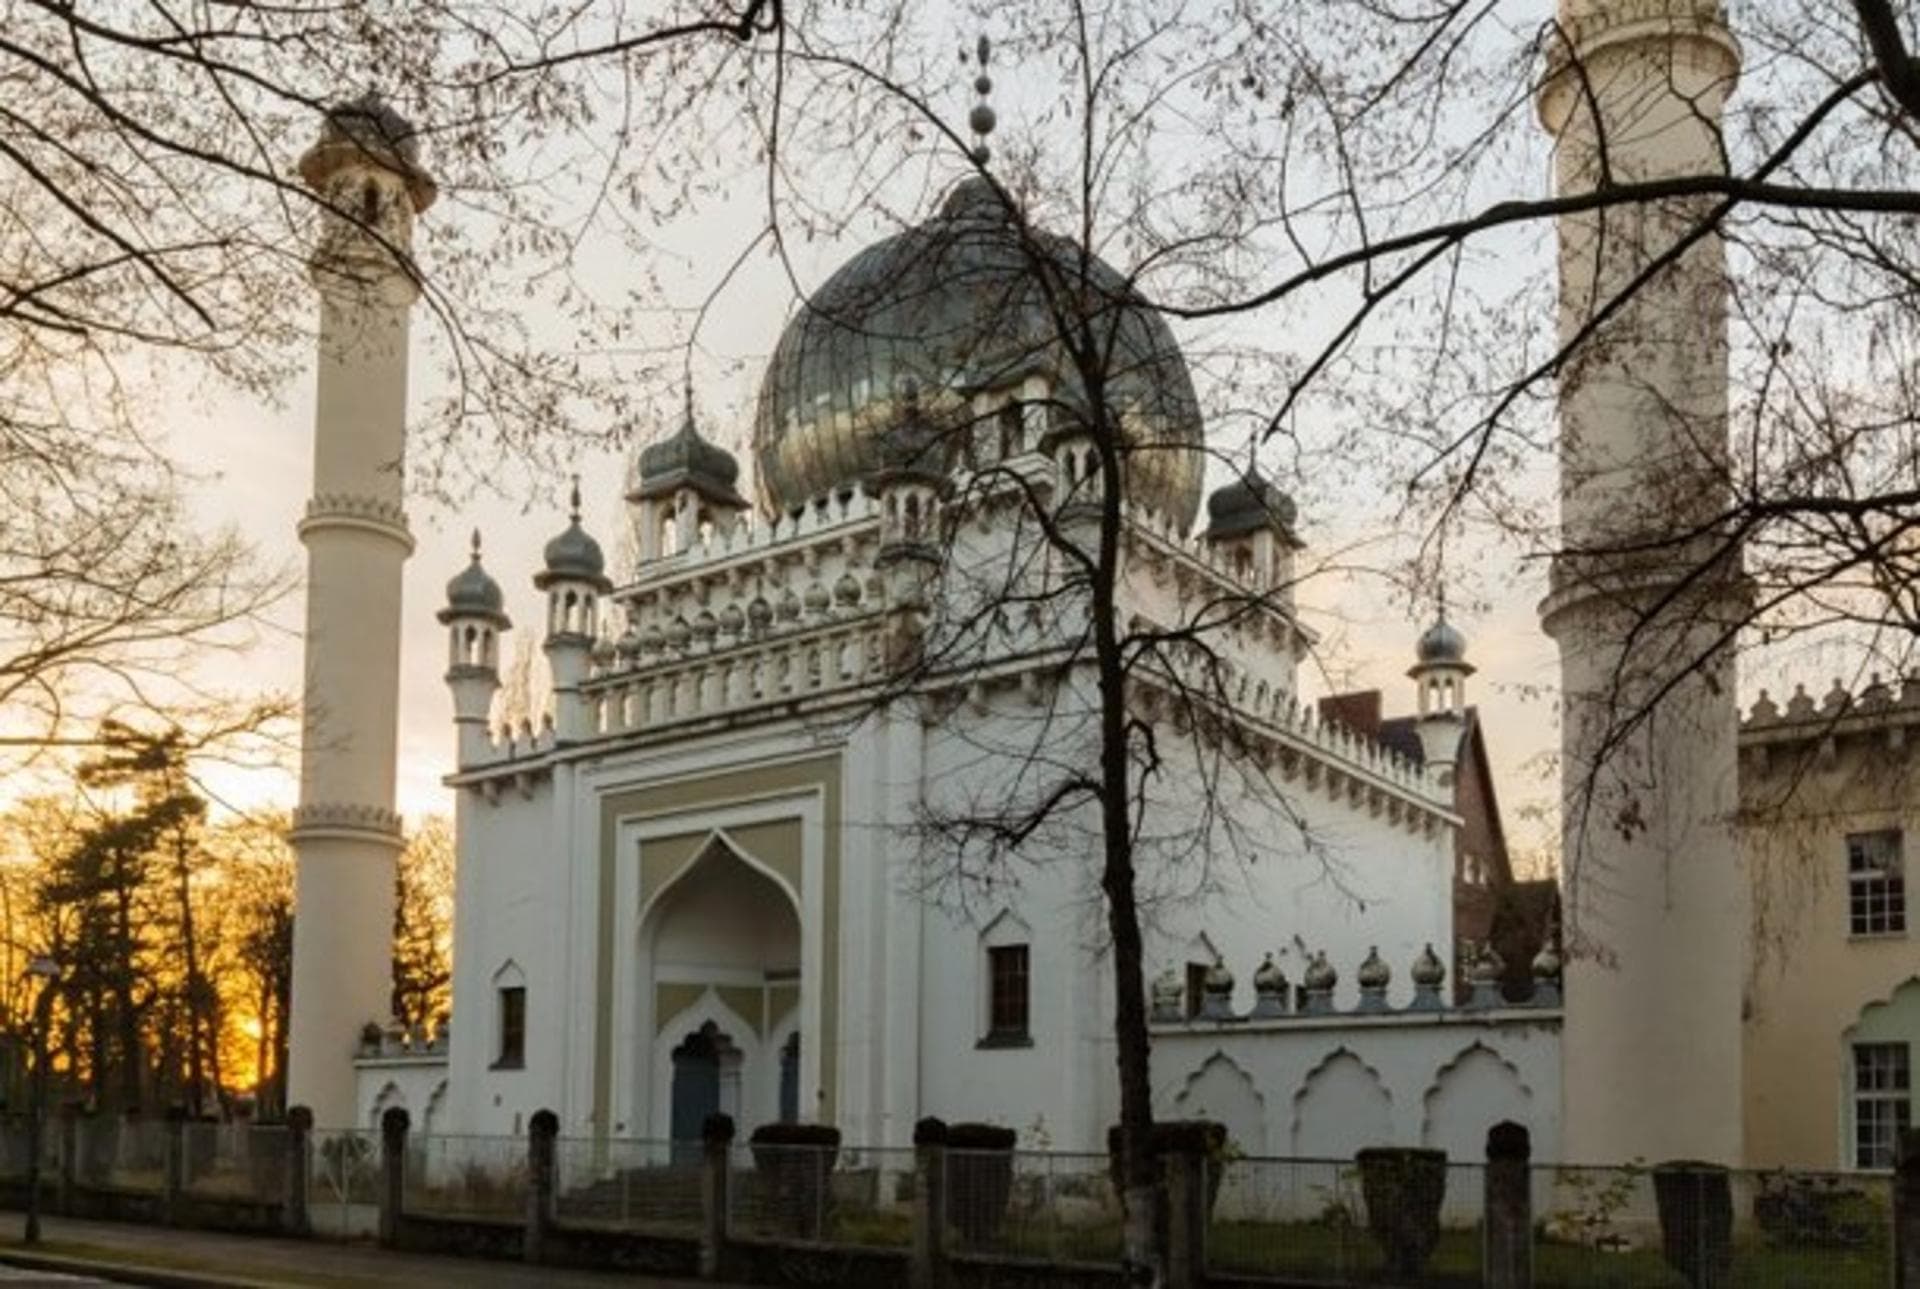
(290, 801, 406, 845)
(299, 494, 414, 551)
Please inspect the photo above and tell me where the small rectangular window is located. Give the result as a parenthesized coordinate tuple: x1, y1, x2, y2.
(1854, 1042, 1910, 1169)
(497, 986, 527, 1068)
(987, 945, 1030, 1041)
(1849, 831, 1906, 936)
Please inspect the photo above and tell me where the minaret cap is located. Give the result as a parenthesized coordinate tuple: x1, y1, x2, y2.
(631, 384, 747, 509)
(536, 478, 613, 592)
(298, 89, 438, 211)
(438, 530, 510, 628)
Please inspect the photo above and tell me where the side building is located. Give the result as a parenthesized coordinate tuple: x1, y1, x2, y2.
(1741, 677, 1920, 1171)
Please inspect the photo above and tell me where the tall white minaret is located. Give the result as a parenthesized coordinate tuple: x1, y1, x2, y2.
(1538, 2, 1746, 1164)
(286, 93, 436, 1126)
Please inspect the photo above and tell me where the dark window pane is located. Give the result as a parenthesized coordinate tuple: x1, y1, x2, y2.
(988, 945, 1029, 1039)
(499, 986, 527, 1067)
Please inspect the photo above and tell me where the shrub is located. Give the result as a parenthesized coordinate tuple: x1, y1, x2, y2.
(1355, 1147, 1447, 1278)
(748, 1123, 840, 1238)
(945, 1122, 1016, 1245)
(1753, 1170, 1879, 1249)
(1652, 1161, 1733, 1288)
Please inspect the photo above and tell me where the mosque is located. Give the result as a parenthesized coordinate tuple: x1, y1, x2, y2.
(282, 0, 1917, 1172)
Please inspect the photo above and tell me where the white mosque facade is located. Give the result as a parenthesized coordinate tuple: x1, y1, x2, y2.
(297, 0, 1776, 1170)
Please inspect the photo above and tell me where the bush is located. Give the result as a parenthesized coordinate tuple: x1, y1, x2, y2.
(945, 1123, 1016, 1245)
(1653, 1161, 1733, 1288)
(1355, 1147, 1447, 1278)
(748, 1123, 840, 1238)
(1754, 1170, 1879, 1249)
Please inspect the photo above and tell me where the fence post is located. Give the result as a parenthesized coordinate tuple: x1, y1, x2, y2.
(1897, 1129, 1920, 1288)
(55, 1103, 77, 1216)
(1484, 1121, 1532, 1289)
(163, 1107, 186, 1226)
(1163, 1132, 1208, 1289)
(911, 1118, 948, 1289)
(379, 1106, 409, 1249)
(525, 1109, 558, 1264)
(284, 1106, 312, 1236)
(700, 1113, 735, 1281)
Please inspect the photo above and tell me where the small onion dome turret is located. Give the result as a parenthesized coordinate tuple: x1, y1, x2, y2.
(1415, 617, 1470, 667)
(632, 390, 748, 510)
(1205, 463, 1300, 542)
(1468, 945, 1506, 984)
(866, 381, 954, 490)
(1356, 946, 1391, 991)
(298, 89, 437, 211)
(1410, 943, 1447, 988)
(1302, 951, 1337, 992)
(1203, 959, 1234, 995)
(1252, 953, 1287, 994)
(437, 531, 509, 629)
(535, 481, 613, 593)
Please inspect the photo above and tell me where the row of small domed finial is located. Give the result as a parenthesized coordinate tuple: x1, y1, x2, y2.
(1745, 674, 1920, 727)
(1151, 941, 1563, 1024)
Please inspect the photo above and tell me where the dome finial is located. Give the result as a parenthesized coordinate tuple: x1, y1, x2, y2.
(469, 528, 483, 562)
(568, 475, 582, 524)
(967, 32, 996, 166)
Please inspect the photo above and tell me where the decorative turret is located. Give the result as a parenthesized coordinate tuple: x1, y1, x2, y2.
(1200, 959, 1237, 1021)
(537, 480, 612, 741)
(1150, 966, 1185, 1024)
(1204, 459, 1303, 592)
(1409, 943, 1447, 1010)
(1408, 613, 1473, 782)
(629, 385, 749, 563)
(868, 381, 952, 575)
(1301, 951, 1337, 1015)
(1037, 413, 1102, 526)
(1355, 946, 1391, 1013)
(1251, 953, 1289, 1019)
(437, 531, 510, 764)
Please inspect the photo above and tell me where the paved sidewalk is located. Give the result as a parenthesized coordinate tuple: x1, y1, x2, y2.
(0, 1216, 718, 1288)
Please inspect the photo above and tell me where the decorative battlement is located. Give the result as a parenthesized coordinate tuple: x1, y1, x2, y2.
(289, 801, 405, 844)
(298, 493, 413, 550)
(353, 1017, 450, 1064)
(1740, 673, 1920, 755)
(1150, 942, 1561, 1029)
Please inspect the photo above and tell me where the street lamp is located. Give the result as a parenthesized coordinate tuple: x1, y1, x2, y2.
(22, 955, 59, 1245)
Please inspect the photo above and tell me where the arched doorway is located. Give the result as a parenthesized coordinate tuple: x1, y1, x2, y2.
(670, 1021, 741, 1149)
(643, 837, 803, 1138)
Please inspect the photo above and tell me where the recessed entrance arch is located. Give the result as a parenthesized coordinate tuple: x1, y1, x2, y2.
(640, 835, 803, 1139)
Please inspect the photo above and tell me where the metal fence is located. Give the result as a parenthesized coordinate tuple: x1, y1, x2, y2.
(309, 1127, 379, 1238)
(728, 1142, 916, 1245)
(0, 1114, 1900, 1288)
(553, 1136, 702, 1232)
(402, 1132, 529, 1219)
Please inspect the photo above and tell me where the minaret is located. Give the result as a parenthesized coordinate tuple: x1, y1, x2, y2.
(1538, 2, 1746, 1164)
(439, 532, 511, 766)
(286, 93, 436, 1125)
(1408, 617, 1471, 783)
(537, 482, 611, 742)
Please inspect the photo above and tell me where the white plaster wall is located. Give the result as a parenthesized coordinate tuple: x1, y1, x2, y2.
(1149, 1017, 1561, 1164)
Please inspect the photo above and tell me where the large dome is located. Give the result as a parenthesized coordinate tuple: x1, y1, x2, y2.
(752, 178, 1205, 528)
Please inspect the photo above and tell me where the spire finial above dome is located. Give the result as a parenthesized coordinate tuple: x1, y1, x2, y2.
(568, 475, 582, 524)
(967, 34, 997, 166)
(469, 528, 482, 561)
(536, 484, 611, 592)
(439, 529, 508, 627)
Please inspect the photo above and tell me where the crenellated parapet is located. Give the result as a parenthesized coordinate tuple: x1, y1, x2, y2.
(1739, 673, 1920, 770)
(1149, 941, 1562, 1030)
(289, 801, 405, 845)
(298, 493, 414, 550)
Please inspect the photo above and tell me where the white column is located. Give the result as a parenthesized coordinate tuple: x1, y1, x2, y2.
(287, 117, 434, 1127)
(1538, 0, 1746, 1165)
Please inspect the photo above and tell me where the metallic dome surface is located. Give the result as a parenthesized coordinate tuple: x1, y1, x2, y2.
(752, 177, 1204, 528)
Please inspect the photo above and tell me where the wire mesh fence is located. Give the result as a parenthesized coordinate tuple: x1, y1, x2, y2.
(402, 1132, 529, 1219)
(68, 1114, 169, 1191)
(947, 1148, 1123, 1263)
(728, 1142, 915, 1246)
(1530, 1164, 1891, 1289)
(552, 1136, 702, 1233)
(179, 1121, 288, 1201)
(309, 1127, 379, 1238)
(1209, 1156, 1486, 1284)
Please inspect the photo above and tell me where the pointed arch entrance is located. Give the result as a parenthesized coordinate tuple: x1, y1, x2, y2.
(641, 834, 803, 1140)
